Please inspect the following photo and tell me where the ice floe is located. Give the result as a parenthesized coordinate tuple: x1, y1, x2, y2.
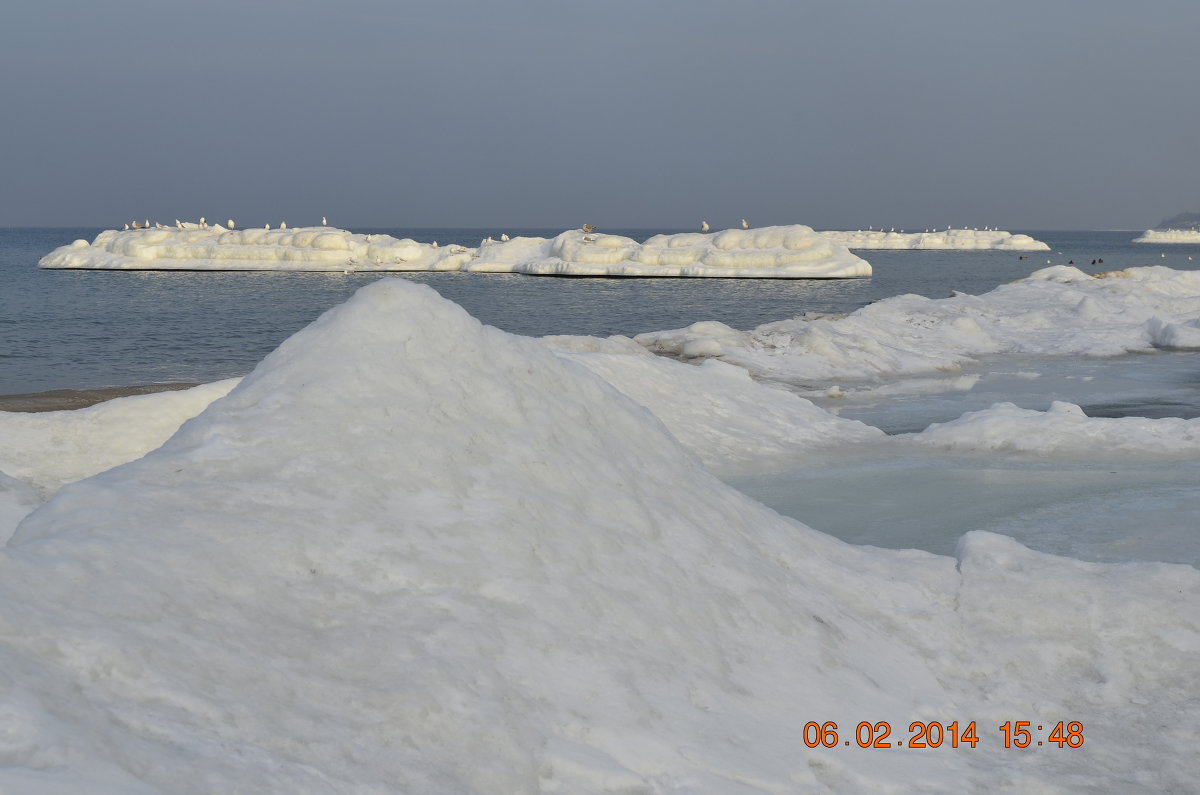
(39, 224, 871, 279)
(1133, 228, 1200, 244)
(822, 227, 1049, 250)
(909, 400, 1200, 455)
(0, 278, 1197, 791)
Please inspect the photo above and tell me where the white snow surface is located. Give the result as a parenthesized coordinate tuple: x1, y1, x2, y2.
(542, 335, 884, 468)
(909, 400, 1200, 455)
(40, 225, 871, 278)
(821, 228, 1050, 250)
(0, 472, 40, 546)
(0, 380, 238, 496)
(1133, 228, 1200, 244)
(637, 265, 1200, 384)
(0, 279, 1197, 792)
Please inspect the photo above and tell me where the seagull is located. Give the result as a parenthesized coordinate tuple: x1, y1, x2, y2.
(432, 241, 438, 248)
(144, 219, 149, 229)
(701, 221, 710, 232)
(582, 223, 595, 233)
(500, 233, 510, 242)
(321, 216, 328, 226)
(280, 221, 288, 230)
(123, 223, 130, 230)
(227, 219, 236, 229)
(265, 224, 270, 230)
(741, 219, 749, 229)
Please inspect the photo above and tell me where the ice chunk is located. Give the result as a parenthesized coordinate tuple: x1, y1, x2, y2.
(1134, 228, 1200, 244)
(822, 228, 1050, 250)
(909, 400, 1200, 455)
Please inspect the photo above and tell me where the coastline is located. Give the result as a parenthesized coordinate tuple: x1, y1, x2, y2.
(0, 382, 200, 413)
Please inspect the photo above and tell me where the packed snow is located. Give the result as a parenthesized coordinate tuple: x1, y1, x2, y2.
(542, 335, 884, 469)
(909, 399, 1200, 455)
(1, 272, 1199, 791)
(1133, 228, 1200, 244)
(39, 224, 871, 279)
(0, 380, 237, 500)
(821, 228, 1049, 250)
(637, 265, 1200, 385)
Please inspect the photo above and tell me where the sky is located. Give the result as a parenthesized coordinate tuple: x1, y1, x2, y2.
(2, 0, 1198, 230)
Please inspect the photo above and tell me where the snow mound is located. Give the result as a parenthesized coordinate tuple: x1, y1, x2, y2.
(0, 281, 1197, 791)
(40, 225, 871, 279)
(636, 265, 1200, 384)
(822, 228, 1049, 250)
(1133, 228, 1200, 244)
(910, 400, 1200, 455)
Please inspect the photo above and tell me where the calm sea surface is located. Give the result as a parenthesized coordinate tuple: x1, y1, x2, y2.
(2, 228, 1198, 393)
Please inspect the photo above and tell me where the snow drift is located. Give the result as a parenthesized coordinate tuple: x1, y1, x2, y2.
(910, 400, 1200, 455)
(0, 279, 1197, 792)
(637, 265, 1200, 384)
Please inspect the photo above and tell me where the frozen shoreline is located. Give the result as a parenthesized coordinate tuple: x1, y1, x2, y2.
(0, 383, 200, 413)
(2, 266, 1199, 791)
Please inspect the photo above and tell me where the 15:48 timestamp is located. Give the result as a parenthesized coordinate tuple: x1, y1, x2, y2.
(999, 721, 1084, 748)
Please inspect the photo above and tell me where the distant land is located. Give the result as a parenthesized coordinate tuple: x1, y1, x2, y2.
(1155, 212, 1200, 231)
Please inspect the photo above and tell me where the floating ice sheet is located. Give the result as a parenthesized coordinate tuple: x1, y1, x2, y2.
(822, 228, 1049, 250)
(1134, 229, 1200, 244)
(39, 225, 871, 279)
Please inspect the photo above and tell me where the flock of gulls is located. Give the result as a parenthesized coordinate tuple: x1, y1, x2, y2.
(116, 217, 1012, 237)
(123, 216, 333, 232)
(119, 218, 756, 236)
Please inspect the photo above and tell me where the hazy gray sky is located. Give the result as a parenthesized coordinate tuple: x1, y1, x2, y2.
(2, 0, 1197, 230)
